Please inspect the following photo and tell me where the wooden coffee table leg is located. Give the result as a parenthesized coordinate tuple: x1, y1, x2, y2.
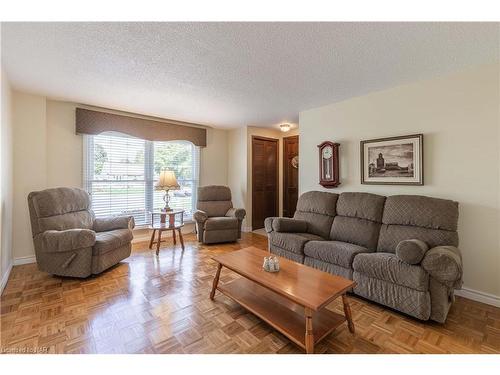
(210, 263, 223, 300)
(149, 229, 156, 249)
(172, 228, 177, 245)
(178, 229, 185, 250)
(156, 230, 162, 256)
(342, 294, 355, 334)
(305, 307, 314, 354)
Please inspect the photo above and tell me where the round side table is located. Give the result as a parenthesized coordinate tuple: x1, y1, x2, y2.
(148, 210, 185, 255)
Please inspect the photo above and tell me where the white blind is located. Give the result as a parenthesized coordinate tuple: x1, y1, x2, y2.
(83, 131, 200, 226)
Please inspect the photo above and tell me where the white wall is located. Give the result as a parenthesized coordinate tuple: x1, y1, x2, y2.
(299, 64, 500, 298)
(12, 92, 47, 262)
(1, 67, 14, 292)
(10, 94, 229, 262)
(227, 127, 248, 228)
(46, 100, 83, 188)
(201, 127, 228, 186)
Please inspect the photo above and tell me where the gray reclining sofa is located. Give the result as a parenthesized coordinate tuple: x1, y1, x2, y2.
(265, 191, 462, 323)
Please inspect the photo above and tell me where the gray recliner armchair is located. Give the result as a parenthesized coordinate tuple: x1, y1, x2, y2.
(28, 187, 135, 278)
(194, 185, 246, 244)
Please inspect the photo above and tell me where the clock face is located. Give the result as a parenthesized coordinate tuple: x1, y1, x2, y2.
(322, 146, 333, 159)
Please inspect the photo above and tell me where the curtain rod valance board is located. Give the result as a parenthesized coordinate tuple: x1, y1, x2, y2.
(76, 108, 207, 147)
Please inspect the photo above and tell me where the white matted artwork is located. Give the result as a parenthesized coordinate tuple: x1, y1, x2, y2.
(360, 134, 423, 185)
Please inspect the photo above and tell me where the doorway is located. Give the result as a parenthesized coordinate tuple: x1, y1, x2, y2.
(252, 136, 279, 230)
(283, 135, 299, 218)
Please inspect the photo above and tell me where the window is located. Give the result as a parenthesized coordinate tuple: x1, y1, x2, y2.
(84, 132, 200, 226)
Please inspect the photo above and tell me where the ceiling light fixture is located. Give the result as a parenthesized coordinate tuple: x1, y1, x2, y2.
(280, 123, 291, 132)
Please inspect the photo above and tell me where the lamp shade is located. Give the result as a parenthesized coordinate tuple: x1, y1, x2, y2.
(155, 170, 180, 190)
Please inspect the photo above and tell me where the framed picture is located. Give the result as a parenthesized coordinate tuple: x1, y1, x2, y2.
(360, 134, 423, 185)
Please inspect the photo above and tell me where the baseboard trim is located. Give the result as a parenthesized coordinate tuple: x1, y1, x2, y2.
(13, 255, 37, 266)
(455, 287, 500, 308)
(1, 261, 13, 295)
(242, 226, 253, 233)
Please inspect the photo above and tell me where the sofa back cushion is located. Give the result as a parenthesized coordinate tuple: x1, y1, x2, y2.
(293, 191, 338, 238)
(330, 192, 386, 250)
(28, 187, 94, 236)
(377, 195, 459, 253)
(197, 185, 233, 217)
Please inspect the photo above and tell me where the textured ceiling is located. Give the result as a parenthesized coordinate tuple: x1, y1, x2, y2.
(1, 22, 499, 129)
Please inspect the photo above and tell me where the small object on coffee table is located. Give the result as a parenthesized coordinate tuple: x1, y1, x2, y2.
(210, 247, 355, 354)
(263, 256, 280, 272)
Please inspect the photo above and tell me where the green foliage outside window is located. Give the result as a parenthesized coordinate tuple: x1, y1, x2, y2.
(154, 142, 193, 180)
(94, 144, 108, 175)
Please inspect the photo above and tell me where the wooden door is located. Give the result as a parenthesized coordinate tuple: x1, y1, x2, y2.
(252, 136, 278, 230)
(283, 135, 299, 217)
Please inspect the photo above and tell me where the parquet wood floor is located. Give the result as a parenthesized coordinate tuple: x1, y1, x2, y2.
(1, 232, 499, 354)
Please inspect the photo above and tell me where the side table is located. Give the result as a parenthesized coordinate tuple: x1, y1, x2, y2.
(149, 210, 185, 255)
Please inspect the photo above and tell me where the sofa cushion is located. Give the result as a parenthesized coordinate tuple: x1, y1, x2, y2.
(269, 232, 323, 255)
(198, 185, 232, 201)
(93, 229, 133, 256)
(377, 224, 458, 253)
(295, 191, 338, 216)
(30, 187, 91, 218)
(38, 210, 94, 233)
(197, 186, 233, 217)
(336, 192, 386, 222)
(304, 240, 370, 268)
(204, 217, 239, 230)
(353, 252, 429, 291)
(293, 191, 338, 238)
(197, 201, 232, 217)
(330, 216, 381, 250)
(383, 195, 459, 231)
(396, 239, 429, 265)
(329, 192, 385, 250)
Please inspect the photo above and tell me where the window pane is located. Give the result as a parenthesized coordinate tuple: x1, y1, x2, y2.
(153, 141, 197, 220)
(90, 132, 147, 225)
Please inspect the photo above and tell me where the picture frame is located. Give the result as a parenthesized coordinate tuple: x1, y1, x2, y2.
(360, 134, 423, 185)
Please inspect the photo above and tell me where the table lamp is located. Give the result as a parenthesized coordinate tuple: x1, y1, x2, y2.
(155, 170, 180, 211)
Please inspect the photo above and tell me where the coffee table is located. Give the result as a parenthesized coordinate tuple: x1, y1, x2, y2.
(210, 247, 356, 353)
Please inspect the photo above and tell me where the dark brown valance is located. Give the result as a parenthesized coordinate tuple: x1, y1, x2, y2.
(76, 108, 207, 147)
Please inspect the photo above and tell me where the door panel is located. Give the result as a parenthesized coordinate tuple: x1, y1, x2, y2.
(252, 136, 278, 230)
(283, 135, 299, 218)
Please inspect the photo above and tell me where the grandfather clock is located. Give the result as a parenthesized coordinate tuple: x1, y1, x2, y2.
(317, 141, 340, 188)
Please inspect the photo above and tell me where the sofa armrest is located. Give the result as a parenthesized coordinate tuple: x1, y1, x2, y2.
(421, 245, 463, 288)
(272, 218, 308, 233)
(193, 210, 208, 224)
(225, 208, 246, 220)
(94, 215, 135, 232)
(264, 217, 277, 233)
(38, 229, 96, 253)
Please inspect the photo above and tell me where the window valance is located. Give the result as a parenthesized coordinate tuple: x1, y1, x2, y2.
(76, 108, 207, 147)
